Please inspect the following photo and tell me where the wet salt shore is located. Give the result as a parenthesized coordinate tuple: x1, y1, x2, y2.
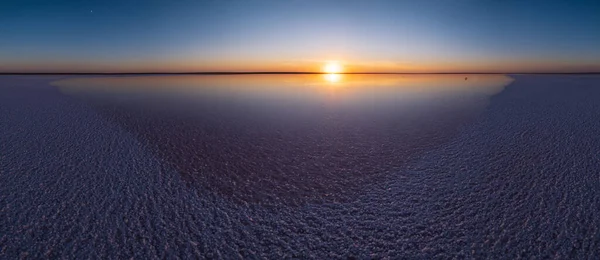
(1, 75, 600, 258)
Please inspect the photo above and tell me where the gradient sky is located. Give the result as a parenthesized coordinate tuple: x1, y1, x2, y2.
(1, 0, 599, 73)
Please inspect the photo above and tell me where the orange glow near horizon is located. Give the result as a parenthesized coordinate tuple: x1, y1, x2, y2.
(5, 57, 600, 74)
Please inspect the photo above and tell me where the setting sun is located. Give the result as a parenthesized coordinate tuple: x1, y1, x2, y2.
(323, 62, 343, 74)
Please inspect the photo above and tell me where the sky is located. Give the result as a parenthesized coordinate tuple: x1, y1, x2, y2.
(1, 0, 600, 73)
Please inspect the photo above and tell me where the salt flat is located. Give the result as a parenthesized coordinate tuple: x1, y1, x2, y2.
(1, 75, 599, 258)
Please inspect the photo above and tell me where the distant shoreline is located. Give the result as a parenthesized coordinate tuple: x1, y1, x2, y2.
(1, 72, 600, 75)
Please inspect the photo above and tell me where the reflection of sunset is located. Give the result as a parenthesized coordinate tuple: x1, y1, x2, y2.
(324, 73, 341, 83)
(53, 74, 513, 106)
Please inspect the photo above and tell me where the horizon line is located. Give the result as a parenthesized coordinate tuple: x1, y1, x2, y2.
(1, 71, 600, 75)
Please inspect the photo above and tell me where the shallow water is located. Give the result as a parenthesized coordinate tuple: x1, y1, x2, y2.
(3, 74, 600, 258)
(53, 74, 512, 205)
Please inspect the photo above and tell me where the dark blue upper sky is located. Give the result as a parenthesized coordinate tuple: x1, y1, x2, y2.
(1, 0, 599, 72)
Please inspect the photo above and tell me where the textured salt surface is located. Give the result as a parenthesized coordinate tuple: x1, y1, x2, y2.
(1, 75, 600, 258)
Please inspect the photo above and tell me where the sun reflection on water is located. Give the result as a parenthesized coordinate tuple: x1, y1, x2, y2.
(324, 73, 342, 83)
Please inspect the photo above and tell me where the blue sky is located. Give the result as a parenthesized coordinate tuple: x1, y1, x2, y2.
(1, 0, 599, 72)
